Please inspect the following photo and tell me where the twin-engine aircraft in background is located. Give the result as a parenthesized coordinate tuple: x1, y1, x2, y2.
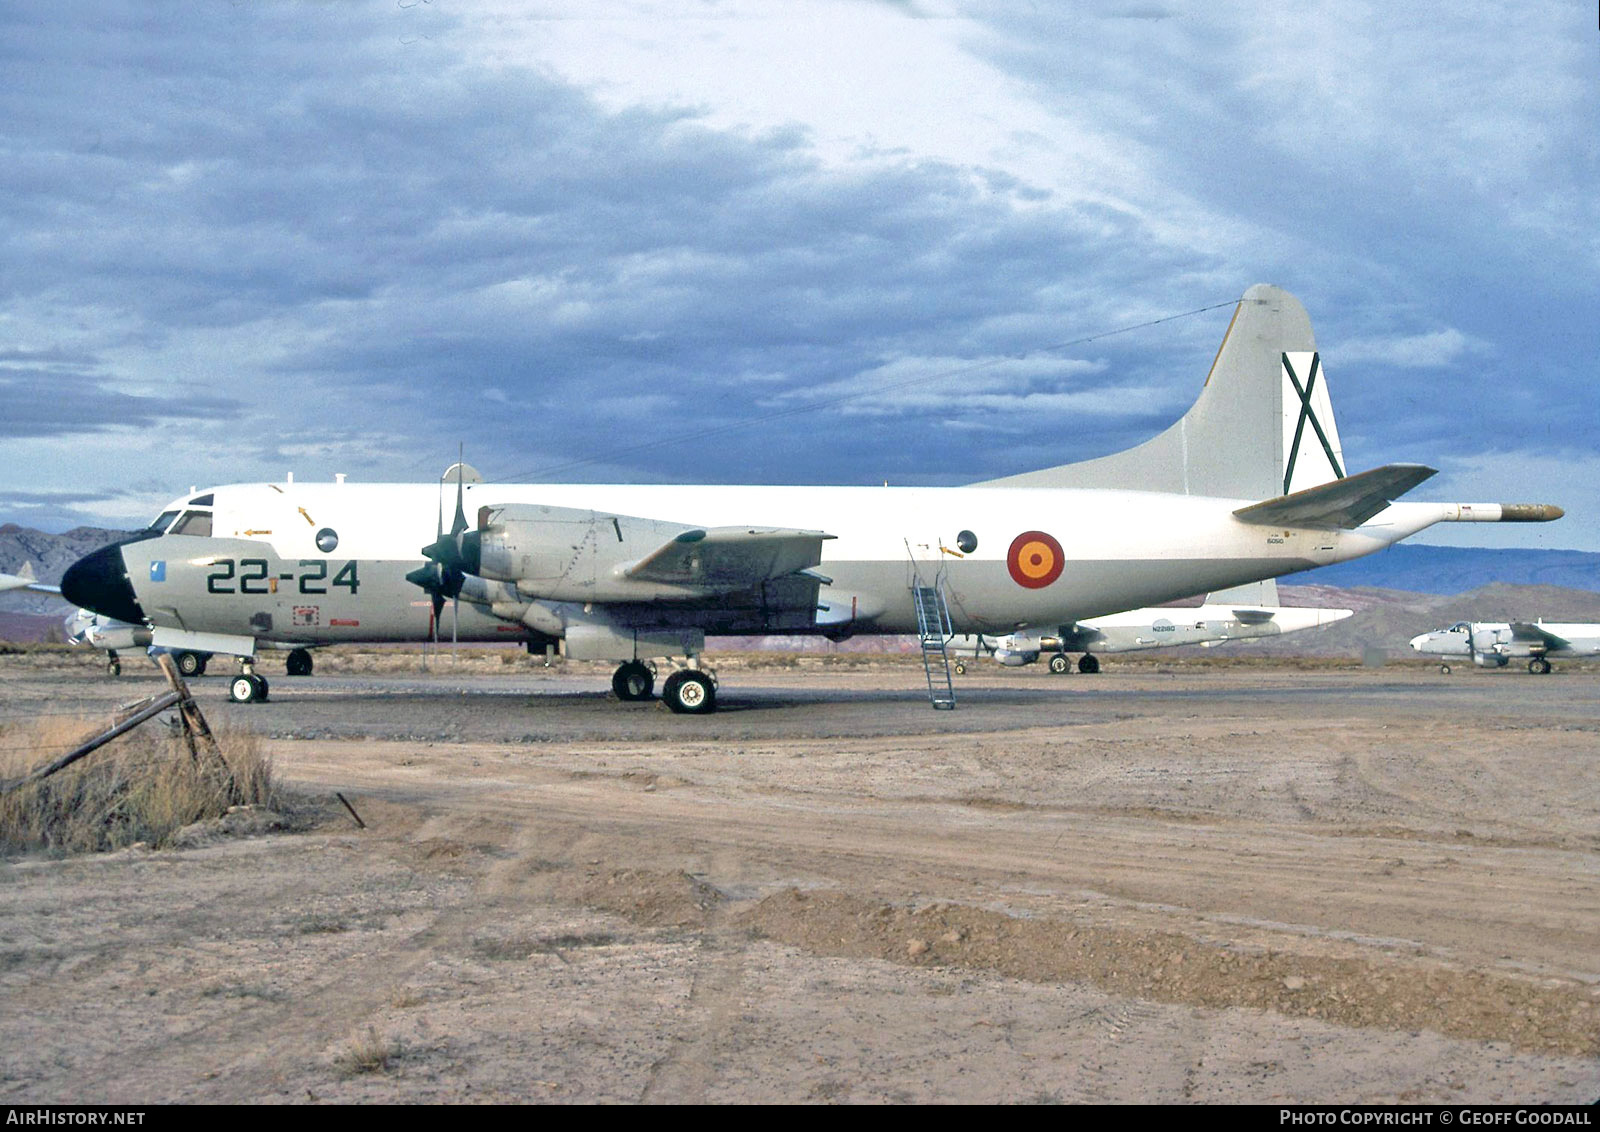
(1410, 620, 1600, 674)
(61, 285, 1562, 712)
(949, 579, 1353, 674)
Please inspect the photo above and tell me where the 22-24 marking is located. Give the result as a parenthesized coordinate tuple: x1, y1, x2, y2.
(206, 558, 360, 595)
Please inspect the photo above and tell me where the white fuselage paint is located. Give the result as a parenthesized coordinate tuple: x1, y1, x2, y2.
(129, 479, 1459, 649)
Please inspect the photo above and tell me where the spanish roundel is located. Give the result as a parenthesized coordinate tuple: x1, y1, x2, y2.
(1006, 530, 1064, 589)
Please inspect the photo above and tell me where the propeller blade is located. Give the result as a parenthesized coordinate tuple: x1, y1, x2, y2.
(451, 443, 468, 536)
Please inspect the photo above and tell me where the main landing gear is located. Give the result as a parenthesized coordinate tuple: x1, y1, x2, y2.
(610, 659, 718, 713)
(106, 649, 121, 677)
(1528, 657, 1552, 675)
(1077, 653, 1100, 674)
(611, 660, 654, 701)
(228, 658, 270, 704)
(661, 668, 716, 714)
(1048, 653, 1071, 675)
(286, 648, 314, 677)
(174, 650, 207, 678)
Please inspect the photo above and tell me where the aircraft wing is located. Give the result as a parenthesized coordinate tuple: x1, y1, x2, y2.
(623, 527, 834, 589)
(1507, 622, 1567, 651)
(1231, 464, 1437, 530)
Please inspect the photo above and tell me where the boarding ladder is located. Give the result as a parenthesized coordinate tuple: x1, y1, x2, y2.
(909, 560, 957, 711)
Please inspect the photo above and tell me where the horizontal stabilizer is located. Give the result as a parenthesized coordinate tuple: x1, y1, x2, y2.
(1232, 464, 1437, 530)
(625, 527, 834, 588)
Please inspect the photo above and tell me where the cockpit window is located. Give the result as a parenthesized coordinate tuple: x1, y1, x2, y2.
(1448, 622, 1469, 632)
(188, 493, 214, 507)
(146, 510, 179, 533)
(170, 511, 213, 537)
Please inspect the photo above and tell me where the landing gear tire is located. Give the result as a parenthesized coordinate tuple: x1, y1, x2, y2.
(107, 658, 121, 677)
(175, 650, 206, 678)
(662, 669, 716, 715)
(1529, 658, 1552, 675)
(953, 661, 967, 675)
(1439, 664, 1452, 674)
(286, 648, 314, 677)
(612, 660, 655, 701)
(1048, 654, 1071, 675)
(229, 674, 269, 704)
(1077, 653, 1100, 674)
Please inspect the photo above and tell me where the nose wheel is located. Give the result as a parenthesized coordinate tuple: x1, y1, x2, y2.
(228, 660, 269, 703)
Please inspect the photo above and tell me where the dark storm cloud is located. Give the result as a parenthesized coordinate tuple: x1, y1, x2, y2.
(2, 0, 1206, 493)
(4, 1, 1592, 546)
(0, 354, 237, 438)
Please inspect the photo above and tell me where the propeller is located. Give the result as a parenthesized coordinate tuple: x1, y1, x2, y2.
(405, 450, 484, 659)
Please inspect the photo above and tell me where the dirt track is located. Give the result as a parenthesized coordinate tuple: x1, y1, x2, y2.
(2, 653, 1598, 1103)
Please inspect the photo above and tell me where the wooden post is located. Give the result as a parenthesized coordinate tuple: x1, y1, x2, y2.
(154, 653, 237, 798)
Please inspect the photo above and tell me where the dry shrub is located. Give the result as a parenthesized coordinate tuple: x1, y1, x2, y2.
(332, 1026, 405, 1077)
(0, 715, 274, 854)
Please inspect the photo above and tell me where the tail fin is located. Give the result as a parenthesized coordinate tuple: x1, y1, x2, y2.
(979, 284, 1345, 499)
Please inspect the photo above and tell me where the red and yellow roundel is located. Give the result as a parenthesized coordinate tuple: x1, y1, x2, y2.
(1007, 530, 1064, 589)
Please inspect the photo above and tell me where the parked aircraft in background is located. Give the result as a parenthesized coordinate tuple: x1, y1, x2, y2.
(949, 580, 1352, 673)
(1409, 621, 1600, 674)
(60, 285, 1561, 712)
(4, 568, 225, 677)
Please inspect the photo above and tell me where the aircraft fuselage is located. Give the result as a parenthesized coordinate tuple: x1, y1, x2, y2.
(73, 479, 1449, 654)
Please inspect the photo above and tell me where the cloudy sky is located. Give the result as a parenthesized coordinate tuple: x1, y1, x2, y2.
(2, 1, 1595, 550)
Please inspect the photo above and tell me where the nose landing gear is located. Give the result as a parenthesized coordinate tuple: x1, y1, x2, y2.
(228, 658, 269, 703)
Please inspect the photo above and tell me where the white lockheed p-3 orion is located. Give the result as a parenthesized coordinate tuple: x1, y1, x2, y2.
(61, 286, 1561, 712)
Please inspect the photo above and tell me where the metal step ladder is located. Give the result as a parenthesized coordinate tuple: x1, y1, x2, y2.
(911, 577, 957, 710)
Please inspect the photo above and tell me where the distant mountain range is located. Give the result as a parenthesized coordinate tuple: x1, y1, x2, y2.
(1301, 544, 1600, 594)
(0, 524, 134, 616)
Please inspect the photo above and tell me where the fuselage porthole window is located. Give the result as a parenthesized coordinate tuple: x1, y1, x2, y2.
(956, 530, 978, 554)
(315, 527, 339, 553)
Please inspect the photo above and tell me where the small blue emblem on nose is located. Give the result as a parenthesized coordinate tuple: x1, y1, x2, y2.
(149, 561, 166, 582)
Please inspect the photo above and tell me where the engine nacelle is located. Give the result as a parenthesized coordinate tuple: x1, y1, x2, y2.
(1471, 627, 1509, 654)
(472, 504, 700, 601)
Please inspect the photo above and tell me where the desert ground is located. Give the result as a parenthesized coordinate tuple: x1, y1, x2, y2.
(1, 648, 1597, 1104)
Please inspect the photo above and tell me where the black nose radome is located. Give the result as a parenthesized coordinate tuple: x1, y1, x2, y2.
(60, 543, 146, 625)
